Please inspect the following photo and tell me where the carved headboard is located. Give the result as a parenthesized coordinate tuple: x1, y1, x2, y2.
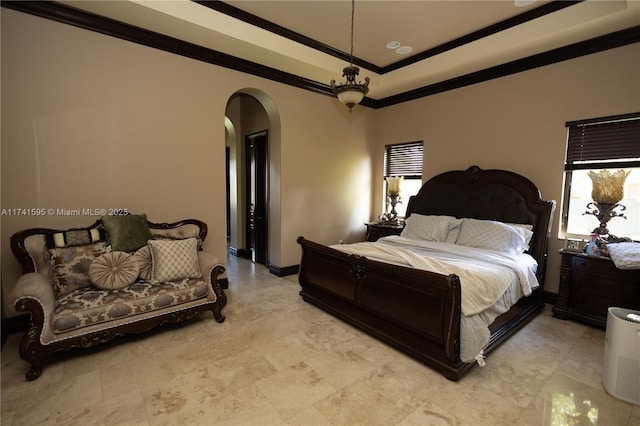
(405, 165, 556, 286)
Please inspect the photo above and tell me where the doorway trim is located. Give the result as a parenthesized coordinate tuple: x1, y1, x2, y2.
(245, 130, 269, 264)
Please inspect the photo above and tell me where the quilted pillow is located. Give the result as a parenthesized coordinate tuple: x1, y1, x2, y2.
(101, 214, 154, 252)
(89, 251, 140, 290)
(456, 218, 529, 256)
(401, 214, 461, 243)
(148, 238, 201, 282)
(134, 245, 153, 281)
(48, 241, 110, 297)
(607, 242, 640, 270)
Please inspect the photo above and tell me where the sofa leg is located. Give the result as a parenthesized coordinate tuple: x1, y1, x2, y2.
(25, 362, 43, 381)
(212, 305, 225, 323)
(18, 314, 47, 381)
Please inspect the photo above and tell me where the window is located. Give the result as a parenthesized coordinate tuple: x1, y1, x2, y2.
(383, 141, 423, 218)
(561, 113, 640, 240)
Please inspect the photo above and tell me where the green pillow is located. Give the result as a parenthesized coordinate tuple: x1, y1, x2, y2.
(101, 214, 153, 252)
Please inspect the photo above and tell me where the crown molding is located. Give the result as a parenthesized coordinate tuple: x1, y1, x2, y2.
(199, 0, 584, 74)
(1, 0, 333, 98)
(376, 25, 640, 108)
(2, 1, 639, 109)
(194, 0, 380, 73)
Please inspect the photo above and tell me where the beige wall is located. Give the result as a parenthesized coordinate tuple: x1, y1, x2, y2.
(1, 9, 372, 313)
(1, 8, 638, 315)
(370, 44, 640, 292)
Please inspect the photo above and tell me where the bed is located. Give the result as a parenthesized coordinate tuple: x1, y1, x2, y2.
(297, 165, 555, 380)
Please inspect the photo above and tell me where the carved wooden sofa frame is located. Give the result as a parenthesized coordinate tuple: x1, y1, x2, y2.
(10, 218, 227, 380)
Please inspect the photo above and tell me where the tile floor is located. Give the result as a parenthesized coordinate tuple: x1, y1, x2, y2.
(1, 254, 639, 425)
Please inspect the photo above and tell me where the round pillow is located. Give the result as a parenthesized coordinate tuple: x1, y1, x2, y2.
(89, 251, 140, 290)
(133, 245, 153, 281)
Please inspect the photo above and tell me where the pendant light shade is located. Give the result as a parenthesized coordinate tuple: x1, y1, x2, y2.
(330, 0, 370, 112)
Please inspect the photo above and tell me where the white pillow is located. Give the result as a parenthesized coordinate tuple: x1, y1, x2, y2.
(607, 242, 640, 269)
(506, 223, 534, 247)
(401, 214, 461, 243)
(455, 218, 529, 256)
(147, 238, 202, 282)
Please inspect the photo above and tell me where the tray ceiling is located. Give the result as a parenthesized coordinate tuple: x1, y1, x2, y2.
(43, 1, 640, 100)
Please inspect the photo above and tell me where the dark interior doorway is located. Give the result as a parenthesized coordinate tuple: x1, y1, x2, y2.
(225, 146, 231, 240)
(245, 131, 268, 264)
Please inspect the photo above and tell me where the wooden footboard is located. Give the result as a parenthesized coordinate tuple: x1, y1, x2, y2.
(297, 236, 546, 380)
(297, 237, 473, 380)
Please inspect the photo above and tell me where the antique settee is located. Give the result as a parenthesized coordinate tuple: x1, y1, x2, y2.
(9, 214, 227, 380)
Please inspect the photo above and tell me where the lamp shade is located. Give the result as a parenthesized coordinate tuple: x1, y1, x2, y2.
(337, 89, 366, 108)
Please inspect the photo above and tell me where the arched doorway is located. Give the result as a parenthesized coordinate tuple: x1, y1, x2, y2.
(225, 90, 282, 270)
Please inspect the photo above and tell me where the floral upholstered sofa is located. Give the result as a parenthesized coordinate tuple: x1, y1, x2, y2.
(9, 214, 227, 380)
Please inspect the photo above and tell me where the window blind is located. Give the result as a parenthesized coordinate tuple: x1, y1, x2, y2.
(565, 112, 640, 171)
(384, 141, 423, 178)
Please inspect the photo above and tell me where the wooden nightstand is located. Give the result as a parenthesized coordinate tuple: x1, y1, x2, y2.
(365, 222, 404, 242)
(552, 249, 640, 328)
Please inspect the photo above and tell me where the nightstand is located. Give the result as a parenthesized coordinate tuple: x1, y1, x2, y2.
(552, 249, 640, 328)
(365, 222, 404, 242)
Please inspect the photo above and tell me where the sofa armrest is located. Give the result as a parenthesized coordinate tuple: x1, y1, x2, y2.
(198, 251, 227, 308)
(10, 272, 55, 315)
(197, 251, 224, 282)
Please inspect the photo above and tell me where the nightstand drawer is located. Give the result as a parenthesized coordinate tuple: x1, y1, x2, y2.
(572, 256, 602, 272)
(571, 270, 640, 317)
(572, 256, 640, 286)
(554, 250, 640, 328)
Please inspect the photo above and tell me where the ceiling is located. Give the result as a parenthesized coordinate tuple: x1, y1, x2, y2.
(42, 1, 640, 101)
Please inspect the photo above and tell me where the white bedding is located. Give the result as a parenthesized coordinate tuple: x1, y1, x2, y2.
(329, 235, 540, 363)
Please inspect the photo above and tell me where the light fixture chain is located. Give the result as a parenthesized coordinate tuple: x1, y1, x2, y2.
(349, 0, 355, 65)
(330, 0, 369, 112)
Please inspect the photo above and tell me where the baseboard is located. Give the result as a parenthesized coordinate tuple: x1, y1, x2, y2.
(2, 314, 29, 339)
(543, 290, 558, 305)
(267, 263, 300, 277)
(1, 319, 6, 349)
(228, 246, 249, 258)
(218, 278, 229, 289)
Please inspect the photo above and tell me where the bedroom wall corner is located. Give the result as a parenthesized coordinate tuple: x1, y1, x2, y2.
(368, 42, 640, 294)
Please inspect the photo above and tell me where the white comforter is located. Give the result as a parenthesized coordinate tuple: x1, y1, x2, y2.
(329, 236, 540, 363)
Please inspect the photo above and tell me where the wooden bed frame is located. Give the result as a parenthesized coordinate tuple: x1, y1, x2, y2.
(297, 165, 555, 380)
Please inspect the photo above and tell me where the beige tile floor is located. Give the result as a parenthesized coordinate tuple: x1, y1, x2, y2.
(2, 254, 639, 426)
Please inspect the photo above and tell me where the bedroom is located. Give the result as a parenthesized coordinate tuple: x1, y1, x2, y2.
(1, 1, 639, 424)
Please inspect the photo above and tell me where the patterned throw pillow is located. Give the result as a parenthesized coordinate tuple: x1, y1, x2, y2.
(607, 242, 640, 269)
(133, 245, 153, 281)
(147, 238, 201, 282)
(45, 228, 106, 249)
(89, 251, 140, 290)
(49, 241, 110, 297)
(401, 214, 461, 243)
(456, 218, 529, 256)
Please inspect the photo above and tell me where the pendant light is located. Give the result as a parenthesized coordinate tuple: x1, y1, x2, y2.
(330, 0, 370, 113)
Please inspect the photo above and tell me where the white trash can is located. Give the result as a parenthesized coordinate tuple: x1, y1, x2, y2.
(602, 307, 640, 405)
